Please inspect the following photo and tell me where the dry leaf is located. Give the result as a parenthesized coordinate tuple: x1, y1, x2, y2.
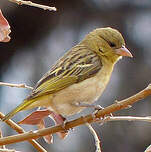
(18, 109, 69, 143)
(0, 9, 11, 42)
(18, 109, 52, 125)
(38, 119, 53, 144)
(18, 109, 53, 144)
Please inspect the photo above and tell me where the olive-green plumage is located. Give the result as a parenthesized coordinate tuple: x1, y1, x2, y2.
(2, 27, 132, 121)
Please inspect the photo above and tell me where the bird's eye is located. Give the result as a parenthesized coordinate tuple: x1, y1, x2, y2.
(109, 42, 116, 47)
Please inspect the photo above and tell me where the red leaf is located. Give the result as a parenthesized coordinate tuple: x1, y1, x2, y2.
(18, 109, 69, 142)
(38, 120, 53, 144)
(18, 109, 53, 144)
(18, 109, 52, 125)
(0, 9, 11, 42)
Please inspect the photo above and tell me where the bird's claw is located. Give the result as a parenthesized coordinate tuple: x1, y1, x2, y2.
(94, 105, 104, 110)
(74, 102, 104, 110)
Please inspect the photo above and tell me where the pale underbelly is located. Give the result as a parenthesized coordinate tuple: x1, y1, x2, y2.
(51, 72, 110, 116)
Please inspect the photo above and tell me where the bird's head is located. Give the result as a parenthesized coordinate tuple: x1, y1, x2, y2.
(81, 27, 132, 63)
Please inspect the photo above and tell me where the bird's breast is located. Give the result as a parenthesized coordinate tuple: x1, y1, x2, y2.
(51, 63, 114, 116)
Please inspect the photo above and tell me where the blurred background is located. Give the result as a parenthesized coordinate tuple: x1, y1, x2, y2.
(0, 0, 151, 152)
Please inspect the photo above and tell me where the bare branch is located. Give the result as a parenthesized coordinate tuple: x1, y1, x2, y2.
(86, 124, 101, 152)
(0, 148, 18, 152)
(99, 116, 151, 123)
(0, 128, 5, 149)
(0, 84, 151, 146)
(145, 144, 151, 152)
(0, 113, 47, 152)
(0, 82, 33, 90)
(8, 0, 57, 11)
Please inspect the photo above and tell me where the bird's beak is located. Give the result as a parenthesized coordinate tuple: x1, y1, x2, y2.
(115, 46, 133, 57)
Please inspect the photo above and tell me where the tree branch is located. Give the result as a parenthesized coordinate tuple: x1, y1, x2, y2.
(8, 0, 56, 11)
(0, 128, 5, 149)
(86, 123, 101, 152)
(99, 116, 151, 123)
(0, 82, 33, 90)
(0, 148, 18, 152)
(0, 84, 151, 146)
(0, 113, 46, 152)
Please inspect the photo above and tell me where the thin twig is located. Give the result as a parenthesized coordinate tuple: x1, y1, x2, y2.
(0, 128, 5, 149)
(0, 84, 151, 145)
(0, 82, 33, 90)
(99, 116, 151, 123)
(0, 113, 47, 152)
(9, 0, 57, 11)
(145, 144, 151, 152)
(86, 123, 101, 152)
(0, 148, 17, 152)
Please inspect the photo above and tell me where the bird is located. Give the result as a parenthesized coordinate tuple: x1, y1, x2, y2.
(2, 27, 132, 123)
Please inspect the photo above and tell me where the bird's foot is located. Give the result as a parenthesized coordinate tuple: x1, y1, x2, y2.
(74, 102, 104, 110)
(74, 102, 113, 119)
(73, 102, 106, 121)
(49, 112, 66, 126)
(49, 112, 68, 139)
(90, 105, 113, 122)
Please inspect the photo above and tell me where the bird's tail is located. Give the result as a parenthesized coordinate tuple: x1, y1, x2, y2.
(2, 98, 36, 121)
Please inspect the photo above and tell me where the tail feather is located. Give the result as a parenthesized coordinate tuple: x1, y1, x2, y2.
(2, 98, 35, 121)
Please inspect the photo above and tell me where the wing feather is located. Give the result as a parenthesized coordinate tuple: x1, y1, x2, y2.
(27, 45, 102, 100)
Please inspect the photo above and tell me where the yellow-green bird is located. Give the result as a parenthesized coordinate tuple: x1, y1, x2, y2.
(2, 27, 132, 122)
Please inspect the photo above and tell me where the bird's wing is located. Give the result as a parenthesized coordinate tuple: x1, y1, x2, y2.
(2, 46, 102, 121)
(27, 45, 102, 100)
